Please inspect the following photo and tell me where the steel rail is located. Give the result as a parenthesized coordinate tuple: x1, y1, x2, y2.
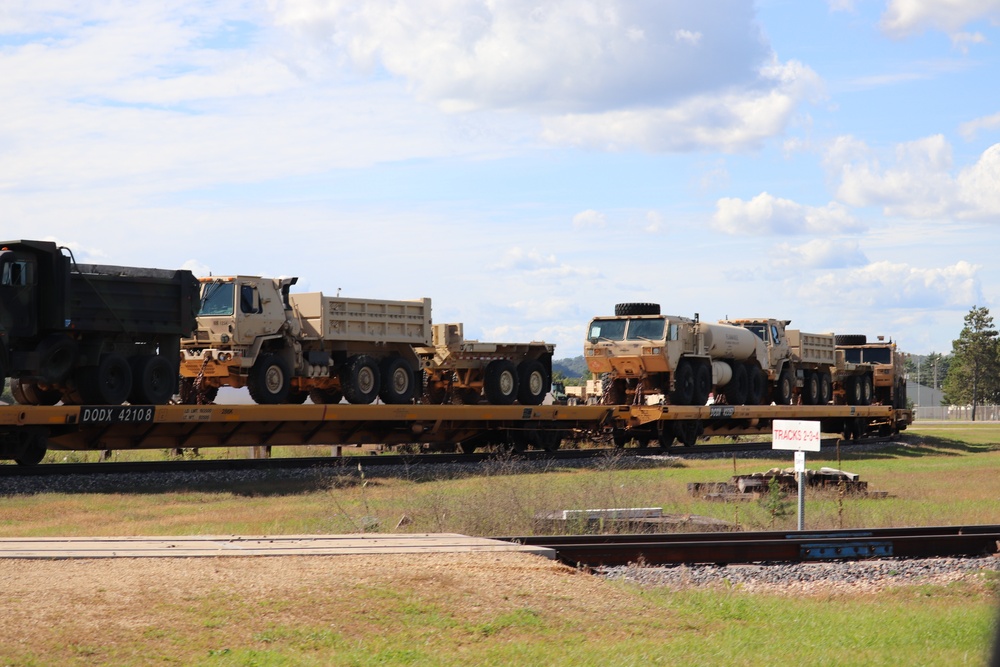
(501, 525, 1000, 566)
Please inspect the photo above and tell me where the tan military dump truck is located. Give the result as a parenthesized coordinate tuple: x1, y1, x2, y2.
(584, 303, 770, 406)
(720, 318, 874, 405)
(179, 276, 554, 406)
(417, 323, 554, 406)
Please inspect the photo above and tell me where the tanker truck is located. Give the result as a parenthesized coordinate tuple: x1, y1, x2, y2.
(179, 276, 554, 406)
(0, 239, 199, 412)
(720, 318, 874, 406)
(584, 303, 769, 406)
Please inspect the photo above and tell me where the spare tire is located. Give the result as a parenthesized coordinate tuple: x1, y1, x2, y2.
(615, 302, 660, 317)
(835, 334, 867, 346)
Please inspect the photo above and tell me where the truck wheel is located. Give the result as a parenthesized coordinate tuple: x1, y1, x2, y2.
(861, 375, 873, 405)
(129, 355, 175, 405)
(37, 334, 78, 385)
(819, 372, 832, 404)
(484, 359, 518, 405)
(776, 369, 794, 405)
(834, 334, 867, 346)
(341, 355, 380, 404)
(694, 363, 712, 406)
(723, 362, 748, 405)
(745, 363, 765, 405)
(803, 372, 820, 405)
(670, 361, 695, 405)
(308, 388, 343, 405)
(614, 302, 660, 316)
(517, 360, 548, 405)
(248, 354, 292, 404)
(379, 357, 415, 405)
(75, 354, 132, 405)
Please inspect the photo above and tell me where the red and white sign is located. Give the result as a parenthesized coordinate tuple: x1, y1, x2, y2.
(772, 419, 821, 452)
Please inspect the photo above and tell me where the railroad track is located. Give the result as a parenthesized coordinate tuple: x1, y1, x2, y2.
(503, 525, 1000, 567)
(0, 435, 896, 478)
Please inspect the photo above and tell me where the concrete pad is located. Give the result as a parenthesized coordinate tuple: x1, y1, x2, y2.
(0, 534, 555, 560)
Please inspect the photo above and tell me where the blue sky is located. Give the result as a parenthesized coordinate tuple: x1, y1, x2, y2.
(2, 0, 998, 357)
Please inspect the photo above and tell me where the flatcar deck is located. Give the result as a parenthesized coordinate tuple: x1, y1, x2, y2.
(0, 403, 904, 458)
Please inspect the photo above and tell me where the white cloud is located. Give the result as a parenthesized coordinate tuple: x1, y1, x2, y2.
(771, 239, 869, 270)
(797, 260, 983, 309)
(572, 209, 608, 229)
(959, 111, 1000, 139)
(712, 192, 865, 235)
(828, 134, 1000, 219)
(272, 1, 822, 152)
(880, 0, 1000, 38)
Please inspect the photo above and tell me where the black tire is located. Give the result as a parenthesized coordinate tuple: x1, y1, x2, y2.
(694, 363, 712, 406)
(802, 372, 820, 405)
(819, 372, 832, 405)
(247, 354, 292, 404)
(776, 369, 794, 405)
(379, 357, 415, 405)
(484, 359, 518, 405)
(76, 353, 132, 405)
(723, 362, 748, 405)
(517, 359, 548, 405)
(745, 363, 764, 405)
(13, 430, 47, 466)
(340, 355, 380, 404)
(656, 420, 675, 448)
(37, 334, 78, 384)
(287, 390, 309, 404)
(834, 334, 867, 346)
(10, 378, 61, 406)
(129, 355, 176, 405)
(614, 302, 661, 316)
(308, 388, 343, 405)
(674, 420, 702, 447)
(670, 361, 695, 405)
(861, 375, 873, 406)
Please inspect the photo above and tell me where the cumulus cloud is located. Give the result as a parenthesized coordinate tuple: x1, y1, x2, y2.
(272, 0, 822, 152)
(797, 260, 983, 309)
(828, 134, 1000, 219)
(572, 209, 608, 229)
(880, 0, 1000, 38)
(771, 239, 869, 270)
(712, 192, 865, 235)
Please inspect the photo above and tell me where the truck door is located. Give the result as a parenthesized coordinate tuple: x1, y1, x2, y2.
(0, 250, 38, 337)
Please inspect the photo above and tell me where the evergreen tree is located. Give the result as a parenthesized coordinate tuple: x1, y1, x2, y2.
(942, 306, 1000, 420)
(917, 352, 950, 390)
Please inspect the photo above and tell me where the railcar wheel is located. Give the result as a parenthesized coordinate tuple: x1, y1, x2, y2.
(656, 420, 675, 448)
(13, 430, 47, 466)
(675, 420, 702, 447)
(379, 357, 415, 404)
(484, 359, 518, 405)
(670, 361, 695, 405)
(517, 359, 548, 405)
(248, 354, 292, 404)
(129, 355, 175, 405)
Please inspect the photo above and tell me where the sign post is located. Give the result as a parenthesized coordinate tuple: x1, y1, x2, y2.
(772, 419, 821, 530)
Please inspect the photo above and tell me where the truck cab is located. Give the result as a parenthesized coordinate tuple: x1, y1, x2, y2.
(584, 313, 691, 383)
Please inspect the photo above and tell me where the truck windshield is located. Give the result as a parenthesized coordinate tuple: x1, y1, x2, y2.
(744, 324, 767, 340)
(589, 319, 626, 342)
(626, 318, 665, 341)
(862, 348, 892, 364)
(842, 349, 862, 364)
(199, 282, 235, 316)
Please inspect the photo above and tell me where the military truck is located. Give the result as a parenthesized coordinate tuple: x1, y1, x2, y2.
(584, 303, 770, 406)
(180, 276, 554, 406)
(721, 318, 874, 406)
(0, 240, 199, 409)
(418, 323, 553, 406)
(584, 303, 874, 406)
(835, 334, 907, 410)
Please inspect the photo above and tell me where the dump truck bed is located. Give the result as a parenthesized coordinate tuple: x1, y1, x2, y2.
(292, 293, 432, 345)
